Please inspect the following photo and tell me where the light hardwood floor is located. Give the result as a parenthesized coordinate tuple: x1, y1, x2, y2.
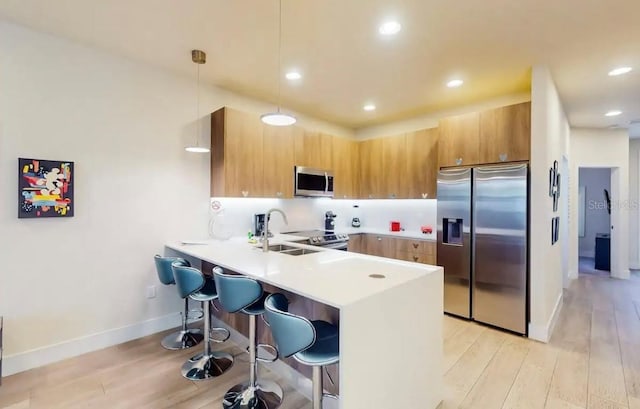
(1, 271, 639, 409)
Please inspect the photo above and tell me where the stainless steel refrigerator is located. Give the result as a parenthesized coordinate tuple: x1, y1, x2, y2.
(437, 164, 528, 335)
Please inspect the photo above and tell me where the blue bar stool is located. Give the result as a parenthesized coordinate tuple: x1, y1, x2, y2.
(172, 261, 234, 381)
(212, 267, 283, 409)
(264, 293, 339, 409)
(154, 255, 203, 350)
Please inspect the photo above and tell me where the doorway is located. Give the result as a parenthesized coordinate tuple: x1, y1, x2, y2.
(577, 167, 612, 276)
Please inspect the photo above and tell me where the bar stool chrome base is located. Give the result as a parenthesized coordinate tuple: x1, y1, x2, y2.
(161, 329, 203, 350)
(222, 379, 283, 409)
(181, 350, 234, 381)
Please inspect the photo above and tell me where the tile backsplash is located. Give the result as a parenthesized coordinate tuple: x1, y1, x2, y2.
(208, 197, 437, 239)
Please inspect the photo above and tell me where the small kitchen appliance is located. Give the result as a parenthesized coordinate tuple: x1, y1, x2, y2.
(351, 217, 361, 227)
(390, 221, 401, 232)
(253, 213, 266, 237)
(325, 211, 337, 231)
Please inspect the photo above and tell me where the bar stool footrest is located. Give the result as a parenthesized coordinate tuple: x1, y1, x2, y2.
(256, 343, 279, 363)
(210, 327, 231, 343)
(187, 308, 204, 322)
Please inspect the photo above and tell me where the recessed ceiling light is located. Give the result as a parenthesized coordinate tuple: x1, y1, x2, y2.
(285, 71, 302, 80)
(608, 67, 632, 76)
(363, 104, 376, 112)
(447, 79, 464, 88)
(379, 21, 402, 35)
(605, 110, 622, 117)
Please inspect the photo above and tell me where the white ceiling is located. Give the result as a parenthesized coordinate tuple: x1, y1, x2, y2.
(1, 0, 639, 131)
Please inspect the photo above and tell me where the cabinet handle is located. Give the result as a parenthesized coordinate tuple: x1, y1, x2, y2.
(368, 194, 374, 199)
(499, 153, 507, 162)
(421, 193, 429, 199)
(413, 256, 419, 262)
(389, 193, 396, 199)
(242, 190, 249, 197)
(412, 243, 419, 249)
(276, 192, 283, 197)
(455, 158, 463, 166)
(377, 237, 382, 241)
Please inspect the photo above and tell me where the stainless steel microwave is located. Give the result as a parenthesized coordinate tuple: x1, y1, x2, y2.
(294, 166, 334, 197)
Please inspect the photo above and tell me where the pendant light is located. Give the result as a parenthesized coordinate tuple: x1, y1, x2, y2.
(185, 49, 210, 153)
(261, 0, 296, 126)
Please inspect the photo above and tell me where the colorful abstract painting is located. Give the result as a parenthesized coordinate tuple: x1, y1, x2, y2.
(18, 158, 74, 218)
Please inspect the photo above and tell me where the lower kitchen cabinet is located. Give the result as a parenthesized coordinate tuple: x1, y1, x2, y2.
(347, 234, 364, 253)
(348, 234, 436, 265)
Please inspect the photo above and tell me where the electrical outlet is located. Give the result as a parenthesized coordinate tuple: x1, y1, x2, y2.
(146, 285, 157, 299)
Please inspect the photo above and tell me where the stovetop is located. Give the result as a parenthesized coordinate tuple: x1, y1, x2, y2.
(284, 230, 349, 245)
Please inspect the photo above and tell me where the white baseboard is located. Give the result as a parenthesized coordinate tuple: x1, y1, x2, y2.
(612, 269, 631, 280)
(2, 313, 182, 377)
(211, 316, 314, 399)
(528, 292, 563, 343)
(630, 262, 640, 270)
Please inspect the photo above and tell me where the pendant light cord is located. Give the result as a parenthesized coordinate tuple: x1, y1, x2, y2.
(196, 61, 201, 146)
(277, 0, 282, 113)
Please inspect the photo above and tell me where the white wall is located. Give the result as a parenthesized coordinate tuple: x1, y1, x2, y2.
(207, 198, 437, 240)
(528, 66, 570, 342)
(629, 139, 640, 269)
(578, 168, 611, 258)
(569, 128, 630, 279)
(0, 20, 353, 375)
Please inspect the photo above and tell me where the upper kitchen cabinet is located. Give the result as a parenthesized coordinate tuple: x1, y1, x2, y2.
(406, 128, 439, 199)
(381, 135, 409, 199)
(262, 124, 300, 198)
(479, 102, 531, 164)
(331, 135, 359, 199)
(438, 112, 480, 168)
(294, 130, 333, 170)
(211, 107, 264, 197)
(358, 138, 384, 199)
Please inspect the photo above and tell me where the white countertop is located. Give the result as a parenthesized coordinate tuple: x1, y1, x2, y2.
(340, 227, 436, 241)
(166, 234, 441, 309)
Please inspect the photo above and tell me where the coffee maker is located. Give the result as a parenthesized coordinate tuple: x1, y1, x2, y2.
(325, 211, 337, 231)
(254, 213, 266, 237)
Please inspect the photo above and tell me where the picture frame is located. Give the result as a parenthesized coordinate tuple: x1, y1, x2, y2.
(18, 158, 74, 218)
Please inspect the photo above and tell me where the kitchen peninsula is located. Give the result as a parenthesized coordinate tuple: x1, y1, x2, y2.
(166, 234, 443, 409)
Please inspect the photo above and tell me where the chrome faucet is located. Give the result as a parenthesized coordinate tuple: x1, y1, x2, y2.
(262, 208, 288, 252)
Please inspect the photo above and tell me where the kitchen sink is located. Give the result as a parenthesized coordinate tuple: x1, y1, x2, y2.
(279, 248, 319, 256)
(264, 244, 320, 256)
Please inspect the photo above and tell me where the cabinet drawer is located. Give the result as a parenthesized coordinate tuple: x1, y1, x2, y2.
(394, 238, 435, 254)
(396, 251, 435, 265)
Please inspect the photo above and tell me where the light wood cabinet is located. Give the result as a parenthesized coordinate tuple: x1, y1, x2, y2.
(363, 234, 394, 258)
(406, 128, 439, 199)
(381, 135, 409, 199)
(263, 125, 299, 198)
(358, 138, 384, 199)
(348, 234, 437, 265)
(479, 102, 531, 164)
(211, 107, 264, 197)
(394, 239, 436, 265)
(332, 136, 359, 199)
(295, 131, 333, 170)
(438, 112, 480, 168)
(347, 234, 364, 253)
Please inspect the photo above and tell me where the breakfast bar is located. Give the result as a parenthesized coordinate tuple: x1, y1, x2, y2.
(166, 235, 443, 409)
